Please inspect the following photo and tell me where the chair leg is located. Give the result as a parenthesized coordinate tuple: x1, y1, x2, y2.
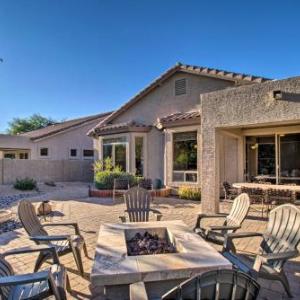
(66, 274, 71, 293)
(71, 246, 84, 276)
(83, 240, 88, 257)
(279, 271, 293, 298)
(34, 252, 48, 272)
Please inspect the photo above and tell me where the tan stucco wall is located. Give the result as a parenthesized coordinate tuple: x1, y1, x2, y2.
(101, 73, 234, 182)
(29, 120, 99, 160)
(0, 135, 32, 150)
(201, 76, 300, 213)
(0, 159, 93, 184)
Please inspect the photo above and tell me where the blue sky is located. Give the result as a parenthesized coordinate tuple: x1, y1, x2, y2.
(0, 0, 300, 132)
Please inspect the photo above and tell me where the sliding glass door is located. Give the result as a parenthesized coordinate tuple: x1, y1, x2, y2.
(245, 133, 300, 184)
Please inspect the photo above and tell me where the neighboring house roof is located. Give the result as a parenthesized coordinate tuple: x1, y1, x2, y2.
(92, 121, 151, 136)
(89, 63, 271, 136)
(156, 111, 201, 129)
(21, 111, 113, 141)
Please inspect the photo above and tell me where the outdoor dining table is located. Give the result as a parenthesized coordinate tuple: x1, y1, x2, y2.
(232, 182, 300, 192)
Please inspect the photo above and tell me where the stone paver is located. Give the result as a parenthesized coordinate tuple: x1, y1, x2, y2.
(0, 188, 299, 299)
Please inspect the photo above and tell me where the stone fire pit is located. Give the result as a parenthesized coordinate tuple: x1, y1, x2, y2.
(91, 220, 231, 299)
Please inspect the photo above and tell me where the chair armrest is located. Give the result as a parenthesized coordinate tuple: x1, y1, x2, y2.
(194, 213, 227, 231)
(223, 232, 263, 253)
(3, 245, 60, 264)
(0, 270, 50, 286)
(149, 209, 162, 221)
(43, 222, 80, 235)
(30, 235, 70, 242)
(259, 250, 299, 263)
(130, 281, 148, 300)
(209, 225, 240, 231)
(119, 216, 126, 223)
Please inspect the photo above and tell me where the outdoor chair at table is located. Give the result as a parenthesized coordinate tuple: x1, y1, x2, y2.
(119, 186, 162, 222)
(0, 245, 69, 300)
(130, 269, 260, 300)
(113, 178, 130, 202)
(241, 187, 266, 217)
(266, 188, 296, 213)
(194, 193, 250, 245)
(18, 200, 88, 277)
(222, 181, 239, 201)
(222, 204, 300, 298)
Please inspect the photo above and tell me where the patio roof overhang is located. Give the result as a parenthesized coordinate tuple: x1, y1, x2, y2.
(92, 121, 152, 136)
(156, 111, 201, 130)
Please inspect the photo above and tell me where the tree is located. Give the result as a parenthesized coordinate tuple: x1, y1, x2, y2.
(7, 114, 57, 135)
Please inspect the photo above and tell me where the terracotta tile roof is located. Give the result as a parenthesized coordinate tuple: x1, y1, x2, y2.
(92, 121, 151, 136)
(89, 63, 271, 134)
(21, 111, 113, 140)
(156, 111, 200, 129)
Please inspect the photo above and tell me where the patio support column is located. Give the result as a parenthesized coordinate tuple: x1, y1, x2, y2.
(201, 127, 220, 213)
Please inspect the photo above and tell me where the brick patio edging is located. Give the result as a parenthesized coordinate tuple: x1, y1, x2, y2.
(89, 188, 172, 198)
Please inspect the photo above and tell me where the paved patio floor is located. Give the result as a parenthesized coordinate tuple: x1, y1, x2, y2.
(0, 187, 299, 299)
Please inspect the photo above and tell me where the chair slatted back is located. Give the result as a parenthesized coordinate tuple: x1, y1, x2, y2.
(225, 193, 250, 229)
(18, 200, 48, 238)
(0, 256, 14, 299)
(261, 204, 300, 270)
(114, 179, 129, 190)
(162, 269, 260, 300)
(124, 187, 151, 222)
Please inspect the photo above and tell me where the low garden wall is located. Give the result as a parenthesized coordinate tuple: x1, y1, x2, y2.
(0, 159, 93, 184)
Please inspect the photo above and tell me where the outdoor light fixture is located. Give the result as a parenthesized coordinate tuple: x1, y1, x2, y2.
(250, 143, 258, 150)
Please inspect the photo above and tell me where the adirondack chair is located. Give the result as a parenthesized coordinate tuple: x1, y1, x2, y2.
(194, 193, 250, 245)
(130, 269, 260, 300)
(222, 204, 300, 297)
(18, 200, 88, 277)
(0, 245, 69, 300)
(113, 178, 130, 202)
(119, 187, 162, 222)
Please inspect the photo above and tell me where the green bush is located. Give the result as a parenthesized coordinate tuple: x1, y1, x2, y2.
(14, 177, 37, 191)
(95, 171, 140, 190)
(178, 186, 201, 201)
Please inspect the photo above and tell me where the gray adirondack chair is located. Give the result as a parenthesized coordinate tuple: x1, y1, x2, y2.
(0, 245, 69, 300)
(194, 193, 250, 244)
(18, 200, 88, 277)
(130, 269, 260, 300)
(222, 204, 300, 297)
(119, 187, 162, 222)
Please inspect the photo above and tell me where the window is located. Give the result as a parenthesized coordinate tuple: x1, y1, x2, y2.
(175, 78, 187, 96)
(19, 152, 29, 159)
(173, 131, 198, 182)
(83, 149, 94, 159)
(135, 137, 144, 176)
(4, 153, 16, 159)
(69, 148, 78, 158)
(40, 148, 48, 157)
(102, 137, 127, 171)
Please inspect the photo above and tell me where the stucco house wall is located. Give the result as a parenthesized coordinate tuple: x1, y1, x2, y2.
(108, 72, 234, 182)
(30, 119, 100, 160)
(201, 76, 300, 213)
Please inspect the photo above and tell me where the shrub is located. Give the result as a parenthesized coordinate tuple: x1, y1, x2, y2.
(178, 186, 201, 201)
(14, 177, 37, 191)
(95, 171, 140, 190)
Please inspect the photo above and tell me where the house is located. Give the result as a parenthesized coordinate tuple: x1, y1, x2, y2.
(88, 63, 271, 190)
(0, 112, 112, 160)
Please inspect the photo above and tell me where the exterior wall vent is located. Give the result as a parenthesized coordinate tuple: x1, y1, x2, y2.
(175, 78, 187, 96)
